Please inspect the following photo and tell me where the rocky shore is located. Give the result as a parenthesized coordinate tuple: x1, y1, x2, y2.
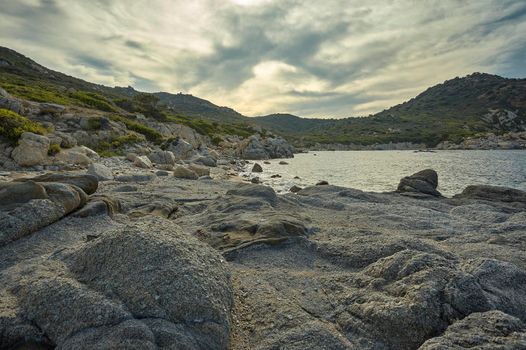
(1, 155, 526, 349)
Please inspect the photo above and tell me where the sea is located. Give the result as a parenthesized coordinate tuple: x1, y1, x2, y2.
(246, 150, 526, 197)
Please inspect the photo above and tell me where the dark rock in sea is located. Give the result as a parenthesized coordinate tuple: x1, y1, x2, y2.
(316, 180, 329, 186)
(270, 174, 281, 178)
(251, 177, 261, 184)
(397, 169, 441, 197)
(289, 185, 302, 193)
(251, 163, 263, 172)
(279, 161, 288, 165)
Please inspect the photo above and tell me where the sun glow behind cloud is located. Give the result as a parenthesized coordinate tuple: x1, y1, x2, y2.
(0, 0, 525, 118)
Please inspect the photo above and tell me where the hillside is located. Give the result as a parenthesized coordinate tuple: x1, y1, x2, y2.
(254, 73, 526, 147)
(0, 47, 260, 143)
(1, 46, 525, 148)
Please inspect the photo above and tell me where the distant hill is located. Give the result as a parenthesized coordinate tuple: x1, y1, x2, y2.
(1, 46, 525, 147)
(254, 73, 526, 146)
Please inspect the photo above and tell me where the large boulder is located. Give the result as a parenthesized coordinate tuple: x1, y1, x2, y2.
(193, 155, 217, 167)
(397, 169, 441, 197)
(173, 165, 199, 180)
(0, 177, 93, 246)
(165, 138, 196, 160)
(0, 87, 23, 114)
(11, 132, 50, 167)
(39, 103, 65, 114)
(54, 148, 92, 166)
(226, 184, 278, 207)
(87, 163, 113, 181)
(133, 155, 153, 169)
(0, 218, 233, 349)
(21, 173, 99, 195)
(148, 150, 176, 166)
(264, 137, 294, 159)
(239, 135, 268, 160)
(188, 163, 210, 177)
(252, 163, 263, 172)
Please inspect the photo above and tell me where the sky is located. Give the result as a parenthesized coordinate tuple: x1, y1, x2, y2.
(1, 0, 525, 118)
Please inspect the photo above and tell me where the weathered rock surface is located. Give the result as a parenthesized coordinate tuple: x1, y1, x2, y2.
(0, 174, 96, 246)
(87, 163, 113, 181)
(133, 155, 153, 169)
(148, 150, 176, 166)
(238, 135, 294, 160)
(0, 218, 233, 349)
(11, 132, 50, 167)
(1, 164, 525, 350)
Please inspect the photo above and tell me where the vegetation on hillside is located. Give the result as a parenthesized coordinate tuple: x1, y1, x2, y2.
(0, 108, 47, 143)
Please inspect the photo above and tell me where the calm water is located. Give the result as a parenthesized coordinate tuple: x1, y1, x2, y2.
(246, 150, 526, 196)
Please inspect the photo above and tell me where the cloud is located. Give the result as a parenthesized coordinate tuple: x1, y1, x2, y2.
(0, 0, 525, 118)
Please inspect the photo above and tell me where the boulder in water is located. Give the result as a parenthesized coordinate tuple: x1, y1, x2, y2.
(397, 169, 441, 197)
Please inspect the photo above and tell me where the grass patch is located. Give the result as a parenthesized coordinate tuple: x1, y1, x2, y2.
(109, 115, 163, 143)
(70, 91, 118, 112)
(0, 108, 47, 143)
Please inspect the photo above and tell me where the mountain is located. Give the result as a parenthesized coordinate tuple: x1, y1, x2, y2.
(1, 46, 525, 147)
(254, 73, 526, 146)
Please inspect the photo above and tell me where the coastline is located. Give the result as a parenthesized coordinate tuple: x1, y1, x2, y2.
(1, 157, 526, 349)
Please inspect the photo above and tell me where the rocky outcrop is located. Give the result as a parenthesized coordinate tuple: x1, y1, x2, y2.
(252, 163, 263, 172)
(133, 155, 153, 169)
(238, 135, 294, 160)
(454, 185, 526, 204)
(0, 174, 97, 246)
(0, 218, 233, 349)
(397, 169, 441, 197)
(437, 131, 526, 150)
(11, 132, 50, 167)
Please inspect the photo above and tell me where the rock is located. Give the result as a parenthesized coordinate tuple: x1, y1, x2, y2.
(165, 138, 195, 160)
(397, 169, 441, 197)
(251, 177, 261, 184)
(0, 181, 48, 208)
(0, 90, 23, 114)
(22, 173, 99, 195)
(0, 178, 91, 246)
(239, 135, 268, 160)
(227, 184, 278, 206)
(1, 218, 232, 349)
(264, 137, 294, 159)
(419, 311, 526, 349)
(115, 174, 156, 182)
(270, 174, 281, 178)
(454, 185, 526, 203)
(133, 155, 153, 169)
(264, 161, 271, 164)
(39, 103, 65, 114)
(148, 150, 175, 166)
(87, 163, 113, 181)
(173, 165, 199, 180)
(54, 149, 92, 166)
(193, 155, 217, 167)
(188, 163, 210, 177)
(199, 175, 213, 180)
(252, 163, 263, 172)
(72, 195, 120, 218)
(279, 161, 288, 165)
(155, 170, 169, 177)
(316, 180, 329, 186)
(126, 152, 137, 162)
(54, 131, 77, 148)
(289, 185, 302, 193)
(11, 132, 50, 167)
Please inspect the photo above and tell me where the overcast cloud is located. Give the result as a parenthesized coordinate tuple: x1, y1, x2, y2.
(1, 0, 525, 117)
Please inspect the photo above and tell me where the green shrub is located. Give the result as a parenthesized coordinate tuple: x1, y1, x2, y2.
(48, 143, 61, 155)
(0, 108, 47, 143)
(71, 91, 117, 112)
(109, 115, 163, 143)
(87, 117, 102, 130)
